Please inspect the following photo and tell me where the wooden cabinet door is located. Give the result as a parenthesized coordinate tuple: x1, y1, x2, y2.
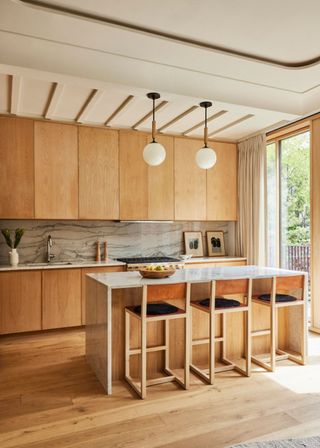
(0, 271, 41, 334)
(207, 142, 237, 220)
(174, 137, 207, 220)
(42, 269, 81, 329)
(34, 121, 78, 219)
(0, 117, 34, 218)
(81, 266, 125, 324)
(148, 134, 174, 220)
(79, 127, 119, 219)
(119, 131, 148, 220)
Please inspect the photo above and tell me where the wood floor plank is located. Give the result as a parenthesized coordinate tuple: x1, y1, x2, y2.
(0, 329, 319, 448)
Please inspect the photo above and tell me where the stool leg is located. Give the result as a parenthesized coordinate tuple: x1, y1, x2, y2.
(165, 319, 170, 371)
(125, 311, 130, 380)
(270, 304, 276, 372)
(209, 309, 215, 384)
(222, 313, 227, 360)
(140, 317, 147, 399)
(184, 314, 190, 389)
(246, 307, 252, 377)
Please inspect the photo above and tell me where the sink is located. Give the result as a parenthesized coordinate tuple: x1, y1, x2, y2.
(25, 262, 73, 267)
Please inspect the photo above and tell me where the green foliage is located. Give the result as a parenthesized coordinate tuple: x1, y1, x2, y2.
(14, 228, 24, 248)
(1, 228, 25, 249)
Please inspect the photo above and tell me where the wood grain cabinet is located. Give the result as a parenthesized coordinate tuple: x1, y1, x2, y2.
(34, 121, 78, 219)
(79, 127, 119, 219)
(174, 137, 207, 220)
(206, 142, 237, 220)
(42, 269, 82, 329)
(0, 271, 42, 334)
(0, 117, 34, 218)
(119, 131, 174, 220)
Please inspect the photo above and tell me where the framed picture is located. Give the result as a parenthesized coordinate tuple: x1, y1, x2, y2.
(206, 231, 226, 257)
(184, 231, 204, 257)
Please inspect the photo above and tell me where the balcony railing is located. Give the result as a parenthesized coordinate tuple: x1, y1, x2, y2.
(283, 244, 310, 274)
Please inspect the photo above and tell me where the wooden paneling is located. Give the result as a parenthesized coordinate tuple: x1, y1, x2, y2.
(311, 118, 320, 330)
(148, 134, 174, 220)
(79, 127, 119, 219)
(81, 266, 125, 324)
(206, 142, 237, 220)
(34, 121, 78, 219)
(0, 271, 41, 334)
(0, 117, 34, 218)
(119, 131, 148, 220)
(174, 137, 207, 220)
(42, 269, 81, 329)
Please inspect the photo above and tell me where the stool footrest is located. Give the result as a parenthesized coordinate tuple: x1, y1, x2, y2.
(192, 336, 223, 346)
(251, 329, 271, 337)
(129, 345, 166, 355)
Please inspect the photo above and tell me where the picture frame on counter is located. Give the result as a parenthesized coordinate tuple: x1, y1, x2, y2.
(207, 231, 226, 257)
(184, 231, 204, 257)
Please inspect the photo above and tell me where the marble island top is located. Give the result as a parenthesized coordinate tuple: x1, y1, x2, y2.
(88, 265, 307, 290)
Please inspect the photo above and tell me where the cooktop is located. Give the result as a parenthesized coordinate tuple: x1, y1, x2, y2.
(116, 256, 181, 264)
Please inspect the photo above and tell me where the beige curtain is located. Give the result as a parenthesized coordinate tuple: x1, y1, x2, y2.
(236, 134, 267, 265)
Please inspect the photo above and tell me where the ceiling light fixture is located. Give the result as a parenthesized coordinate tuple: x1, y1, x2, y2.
(196, 102, 217, 169)
(143, 92, 166, 166)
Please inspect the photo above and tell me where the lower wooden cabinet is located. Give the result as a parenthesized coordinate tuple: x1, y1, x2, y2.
(42, 269, 82, 330)
(0, 271, 42, 334)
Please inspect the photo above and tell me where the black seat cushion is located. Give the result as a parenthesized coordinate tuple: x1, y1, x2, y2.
(199, 297, 241, 308)
(133, 303, 179, 316)
(258, 293, 297, 303)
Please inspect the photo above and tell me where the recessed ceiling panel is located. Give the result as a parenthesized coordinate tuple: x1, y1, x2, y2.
(85, 91, 131, 124)
(20, 77, 53, 116)
(53, 84, 93, 120)
(0, 74, 10, 113)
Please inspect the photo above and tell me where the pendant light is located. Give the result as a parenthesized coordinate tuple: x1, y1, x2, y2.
(196, 101, 217, 169)
(143, 92, 166, 166)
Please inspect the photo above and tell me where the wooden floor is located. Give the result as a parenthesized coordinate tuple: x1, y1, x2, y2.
(1, 330, 320, 448)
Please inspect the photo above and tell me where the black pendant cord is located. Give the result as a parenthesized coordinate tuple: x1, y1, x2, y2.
(152, 97, 156, 142)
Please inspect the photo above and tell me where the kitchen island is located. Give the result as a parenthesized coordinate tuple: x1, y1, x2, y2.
(86, 266, 307, 394)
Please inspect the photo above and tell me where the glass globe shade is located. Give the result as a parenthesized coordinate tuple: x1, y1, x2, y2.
(143, 141, 166, 166)
(196, 146, 217, 169)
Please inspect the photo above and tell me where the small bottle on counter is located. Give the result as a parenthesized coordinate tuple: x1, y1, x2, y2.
(104, 241, 108, 262)
(96, 241, 101, 262)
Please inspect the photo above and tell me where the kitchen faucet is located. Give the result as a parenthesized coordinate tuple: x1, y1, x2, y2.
(47, 235, 54, 262)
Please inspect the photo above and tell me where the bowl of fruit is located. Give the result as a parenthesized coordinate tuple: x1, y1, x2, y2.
(139, 264, 176, 279)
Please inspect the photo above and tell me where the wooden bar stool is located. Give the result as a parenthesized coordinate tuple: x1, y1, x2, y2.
(251, 274, 307, 372)
(190, 278, 252, 384)
(124, 282, 191, 399)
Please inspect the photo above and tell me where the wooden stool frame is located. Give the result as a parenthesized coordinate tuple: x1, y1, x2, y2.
(124, 282, 191, 399)
(190, 278, 253, 384)
(251, 275, 307, 372)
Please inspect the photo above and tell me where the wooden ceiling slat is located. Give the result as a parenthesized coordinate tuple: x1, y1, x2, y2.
(208, 114, 254, 136)
(44, 82, 65, 119)
(105, 95, 134, 126)
(76, 89, 104, 123)
(132, 100, 168, 130)
(183, 110, 227, 135)
(158, 105, 198, 132)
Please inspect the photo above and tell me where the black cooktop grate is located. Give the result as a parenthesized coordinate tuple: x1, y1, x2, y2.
(116, 257, 181, 264)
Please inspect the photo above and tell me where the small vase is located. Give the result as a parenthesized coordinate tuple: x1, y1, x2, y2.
(9, 248, 19, 267)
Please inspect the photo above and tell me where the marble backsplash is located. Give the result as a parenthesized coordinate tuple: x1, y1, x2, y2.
(0, 220, 236, 265)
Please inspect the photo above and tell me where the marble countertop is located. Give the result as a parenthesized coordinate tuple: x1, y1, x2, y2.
(184, 256, 246, 263)
(0, 256, 245, 272)
(0, 259, 126, 272)
(88, 265, 307, 290)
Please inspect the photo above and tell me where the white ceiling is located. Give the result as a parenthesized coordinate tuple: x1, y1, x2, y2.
(0, 0, 320, 140)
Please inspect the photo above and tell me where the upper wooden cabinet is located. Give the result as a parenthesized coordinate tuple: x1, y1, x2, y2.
(34, 121, 78, 219)
(0, 117, 34, 218)
(79, 127, 119, 219)
(206, 142, 237, 221)
(174, 137, 207, 221)
(119, 131, 148, 220)
(119, 131, 174, 220)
